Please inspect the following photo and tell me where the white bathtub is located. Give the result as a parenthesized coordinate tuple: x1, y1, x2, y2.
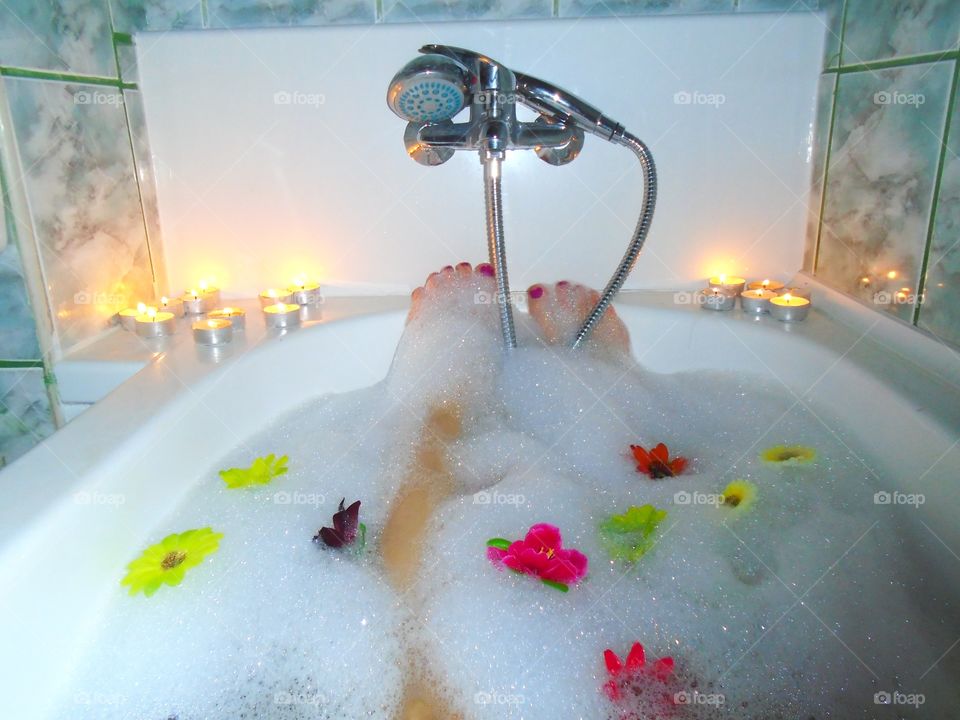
(0, 282, 958, 717)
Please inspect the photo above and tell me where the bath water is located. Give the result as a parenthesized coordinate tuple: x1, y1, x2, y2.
(55, 275, 959, 719)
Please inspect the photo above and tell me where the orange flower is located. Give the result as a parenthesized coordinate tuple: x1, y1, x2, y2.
(630, 443, 688, 479)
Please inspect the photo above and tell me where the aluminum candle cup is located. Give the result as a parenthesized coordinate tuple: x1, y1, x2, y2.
(159, 296, 184, 317)
(700, 287, 736, 311)
(182, 290, 212, 314)
(192, 318, 233, 345)
(289, 281, 321, 305)
(708, 275, 746, 295)
(119, 303, 148, 331)
(747, 279, 785, 293)
(259, 289, 294, 308)
(740, 288, 778, 314)
(134, 310, 176, 338)
(208, 307, 246, 330)
(770, 293, 810, 322)
(263, 302, 301, 328)
(197, 283, 220, 306)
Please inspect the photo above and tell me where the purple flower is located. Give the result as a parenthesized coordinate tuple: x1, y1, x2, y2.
(314, 499, 363, 548)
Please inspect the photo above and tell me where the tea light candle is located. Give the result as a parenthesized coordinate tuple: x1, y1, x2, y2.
(119, 302, 149, 331)
(699, 287, 737, 311)
(747, 278, 785, 293)
(259, 288, 294, 308)
(740, 288, 778, 314)
(182, 288, 212, 314)
(288, 279, 322, 305)
(197, 280, 220, 306)
(192, 317, 233, 345)
(134, 308, 176, 338)
(708, 274, 746, 295)
(263, 302, 301, 328)
(159, 295, 184, 317)
(778, 286, 812, 300)
(770, 293, 810, 322)
(208, 307, 246, 330)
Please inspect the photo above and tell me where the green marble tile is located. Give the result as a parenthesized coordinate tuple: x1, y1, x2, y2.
(109, 0, 204, 31)
(207, 0, 375, 27)
(841, 0, 960, 65)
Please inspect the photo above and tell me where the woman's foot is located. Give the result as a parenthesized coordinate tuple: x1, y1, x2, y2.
(525, 281, 631, 359)
(406, 262, 498, 325)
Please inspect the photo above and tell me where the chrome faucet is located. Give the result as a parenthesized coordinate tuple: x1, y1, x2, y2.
(387, 45, 657, 350)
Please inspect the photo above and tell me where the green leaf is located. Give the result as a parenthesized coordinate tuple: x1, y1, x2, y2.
(486, 537, 511, 550)
(599, 504, 668, 563)
(357, 523, 367, 552)
(219, 453, 289, 489)
(541, 579, 569, 593)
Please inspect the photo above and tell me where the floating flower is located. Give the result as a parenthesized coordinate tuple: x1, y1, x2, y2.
(630, 443, 688, 479)
(602, 642, 675, 703)
(599, 505, 668, 563)
(760, 445, 816, 466)
(219, 453, 289, 489)
(121, 527, 223, 597)
(314, 498, 365, 549)
(486, 523, 588, 592)
(721, 480, 756, 512)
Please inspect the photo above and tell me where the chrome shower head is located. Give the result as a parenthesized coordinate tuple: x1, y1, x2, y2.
(386, 54, 469, 124)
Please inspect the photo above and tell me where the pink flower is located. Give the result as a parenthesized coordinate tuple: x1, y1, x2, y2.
(486, 523, 588, 590)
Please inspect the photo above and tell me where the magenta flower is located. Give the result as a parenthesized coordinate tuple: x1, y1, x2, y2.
(487, 523, 588, 591)
(314, 499, 364, 549)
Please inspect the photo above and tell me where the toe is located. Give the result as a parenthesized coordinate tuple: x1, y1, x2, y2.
(527, 284, 561, 344)
(407, 286, 425, 323)
(455, 262, 472, 279)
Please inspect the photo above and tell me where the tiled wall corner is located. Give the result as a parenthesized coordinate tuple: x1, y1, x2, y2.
(804, 0, 960, 346)
(0, 0, 167, 459)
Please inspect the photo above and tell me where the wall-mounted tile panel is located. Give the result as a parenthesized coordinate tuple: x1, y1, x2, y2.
(0, 0, 116, 78)
(0, 240, 42, 360)
(919, 88, 960, 347)
(384, 0, 551, 22)
(0, 368, 54, 468)
(842, 0, 960, 65)
(816, 61, 952, 322)
(5, 78, 154, 355)
(207, 0, 375, 28)
(559, 0, 734, 16)
(109, 0, 204, 32)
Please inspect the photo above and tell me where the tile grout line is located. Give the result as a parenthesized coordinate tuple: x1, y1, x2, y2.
(826, 49, 959, 75)
(913, 56, 960, 327)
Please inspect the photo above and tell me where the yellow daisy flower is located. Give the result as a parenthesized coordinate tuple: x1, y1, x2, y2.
(121, 527, 223, 597)
(721, 481, 757, 512)
(760, 445, 816, 466)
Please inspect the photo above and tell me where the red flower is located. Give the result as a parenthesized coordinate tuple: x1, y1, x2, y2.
(603, 642, 676, 718)
(630, 443, 688, 479)
(314, 498, 364, 548)
(486, 523, 588, 590)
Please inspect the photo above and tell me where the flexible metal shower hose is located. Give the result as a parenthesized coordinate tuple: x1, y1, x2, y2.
(571, 132, 657, 349)
(483, 156, 517, 348)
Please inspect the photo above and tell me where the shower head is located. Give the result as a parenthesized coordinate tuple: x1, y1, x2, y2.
(386, 54, 470, 124)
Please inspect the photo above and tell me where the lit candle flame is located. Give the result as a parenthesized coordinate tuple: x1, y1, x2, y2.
(761, 279, 770, 288)
(137, 302, 146, 313)
(886, 270, 897, 280)
(199, 280, 209, 292)
(161, 296, 169, 305)
(782, 293, 793, 301)
(147, 308, 157, 320)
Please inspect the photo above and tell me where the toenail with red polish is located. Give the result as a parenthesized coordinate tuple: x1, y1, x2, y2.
(442, 265, 454, 271)
(557, 280, 570, 287)
(477, 263, 494, 277)
(528, 285, 544, 299)
(456, 261, 471, 269)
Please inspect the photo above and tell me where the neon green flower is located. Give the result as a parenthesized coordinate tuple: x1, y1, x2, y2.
(219, 453, 288, 488)
(760, 445, 816, 466)
(599, 504, 668, 563)
(121, 527, 223, 597)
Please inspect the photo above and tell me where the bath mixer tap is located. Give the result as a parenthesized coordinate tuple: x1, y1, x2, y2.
(387, 45, 657, 350)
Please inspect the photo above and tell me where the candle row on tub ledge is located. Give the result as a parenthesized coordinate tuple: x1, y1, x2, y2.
(115, 279, 324, 346)
(700, 275, 811, 322)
